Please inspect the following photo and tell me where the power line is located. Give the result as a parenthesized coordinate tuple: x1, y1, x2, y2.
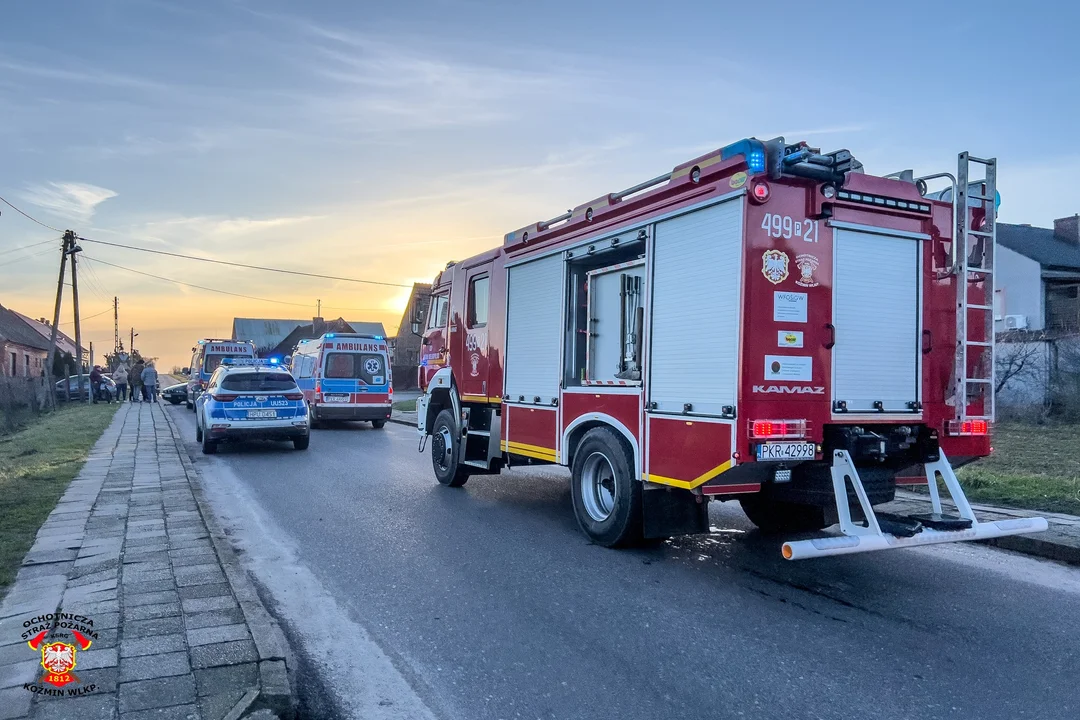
(77, 235, 413, 288)
(59, 308, 111, 325)
(0, 246, 57, 269)
(0, 194, 64, 233)
(84, 255, 347, 309)
(0, 238, 57, 258)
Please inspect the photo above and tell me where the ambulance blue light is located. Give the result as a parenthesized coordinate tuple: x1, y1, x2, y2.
(269, 357, 279, 364)
(374, 335, 383, 340)
(325, 333, 336, 338)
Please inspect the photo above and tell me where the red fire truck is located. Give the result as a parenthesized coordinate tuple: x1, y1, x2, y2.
(414, 137, 1047, 559)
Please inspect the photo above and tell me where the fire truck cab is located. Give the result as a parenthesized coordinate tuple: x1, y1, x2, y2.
(416, 137, 1047, 559)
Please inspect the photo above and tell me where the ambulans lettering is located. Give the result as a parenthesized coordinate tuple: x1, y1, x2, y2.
(752, 385, 825, 394)
(209, 345, 249, 354)
(329, 342, 385, 352)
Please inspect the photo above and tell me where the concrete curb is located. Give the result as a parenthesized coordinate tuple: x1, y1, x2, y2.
(159, 402, 296, 719)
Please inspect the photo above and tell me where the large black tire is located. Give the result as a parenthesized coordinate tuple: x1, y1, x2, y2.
(371, 420, 386, 429)
(195, 420, 203, 442)
(431, 409, 469, 487)
(570, 428, 642, 547)
(310, 409, 321, 430)
(201, 430, 217, 455)
(294, 434, 310, 450)
(186, 400, 194, 410)
(739, 496, 828, 534)
(169, 398, 181, 405)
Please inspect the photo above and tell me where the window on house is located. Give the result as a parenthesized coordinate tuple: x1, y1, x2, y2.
(9, 352, 15, 376)
(467, 276, 489, 328)
(24, 354, 30, 376)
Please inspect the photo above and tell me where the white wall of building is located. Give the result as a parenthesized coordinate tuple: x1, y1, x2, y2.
(995, 245, 1044, 331)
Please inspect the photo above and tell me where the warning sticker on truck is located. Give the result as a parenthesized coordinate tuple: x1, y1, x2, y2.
(765, 355, 812, 381)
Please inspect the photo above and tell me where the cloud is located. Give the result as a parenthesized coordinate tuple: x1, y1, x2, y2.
(135, 214, 324, 244)
(20, 181, 118, 223)
(0, 59, 164, 91)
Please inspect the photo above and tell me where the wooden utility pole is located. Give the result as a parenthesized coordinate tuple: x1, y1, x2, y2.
(70, 238, 86, 403)
(44, 232, 73, 409)
(113, 296, 120, 354)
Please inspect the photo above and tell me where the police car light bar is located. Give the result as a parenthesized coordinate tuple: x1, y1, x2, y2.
(220, 358, 282, 368)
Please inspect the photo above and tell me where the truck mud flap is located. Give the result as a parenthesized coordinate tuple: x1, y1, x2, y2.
(642, 487, 709, 539)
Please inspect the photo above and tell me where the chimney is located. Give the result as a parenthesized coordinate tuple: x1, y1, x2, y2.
(312, 317, 325, 336)
(1054, 214, 1080, 245)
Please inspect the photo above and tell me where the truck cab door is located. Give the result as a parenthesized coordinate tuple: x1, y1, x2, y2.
(460, 270, 491, 400)
(420, 291, 450, 390)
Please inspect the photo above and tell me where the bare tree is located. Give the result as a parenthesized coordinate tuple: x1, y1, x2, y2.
(995, 331, 1047, 394)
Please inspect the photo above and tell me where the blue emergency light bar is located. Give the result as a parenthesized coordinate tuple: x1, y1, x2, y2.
(720, 139, 767, 173)
(220, 358, 282, 368)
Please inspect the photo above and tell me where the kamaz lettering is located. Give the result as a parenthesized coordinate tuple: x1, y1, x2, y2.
(752, 385, 825, 394)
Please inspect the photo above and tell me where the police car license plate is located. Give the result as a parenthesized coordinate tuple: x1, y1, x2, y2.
(324, 394, 349, 403)
(757, 442, 815, 461)
(247, 409, 277, 419)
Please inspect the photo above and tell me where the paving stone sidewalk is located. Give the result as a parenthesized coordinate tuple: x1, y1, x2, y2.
(0, 401, 293, 720)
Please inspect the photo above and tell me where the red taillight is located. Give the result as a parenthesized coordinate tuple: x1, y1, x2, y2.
(751, 181, 771, 203)
(211, 394, 238, 402)
(750, 419, 807, 439)
(948, 419, 990, 436)
(284, 393, 304, 400)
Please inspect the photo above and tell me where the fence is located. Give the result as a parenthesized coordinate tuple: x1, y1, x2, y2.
(0, 375, 51, 432)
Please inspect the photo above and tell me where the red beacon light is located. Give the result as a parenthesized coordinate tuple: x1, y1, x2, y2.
(749, 180, 771, 203)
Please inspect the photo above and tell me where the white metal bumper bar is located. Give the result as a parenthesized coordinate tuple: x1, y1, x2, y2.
(782, 450, 1048, 560)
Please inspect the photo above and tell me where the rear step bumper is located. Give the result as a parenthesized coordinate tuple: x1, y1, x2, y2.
(781, 449, 1048, 560)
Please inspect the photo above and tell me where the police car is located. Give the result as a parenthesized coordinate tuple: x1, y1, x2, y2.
(194, 359, 310, 454)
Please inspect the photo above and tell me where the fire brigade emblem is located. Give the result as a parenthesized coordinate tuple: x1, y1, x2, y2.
(40, 642, 77, 687)
(795, 254, 820, 288)
(761, 250, 789, 285)
(469, 353, 480, 377)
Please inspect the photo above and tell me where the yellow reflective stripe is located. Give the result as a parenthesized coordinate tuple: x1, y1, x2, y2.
(461, 394, 499, 404)
(501, 440, 557, 462)
(645, 460, 734, 489)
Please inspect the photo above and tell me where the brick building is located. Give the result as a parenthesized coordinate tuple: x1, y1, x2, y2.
(0, 304, 49, 377)
(391, 283, 432, 390)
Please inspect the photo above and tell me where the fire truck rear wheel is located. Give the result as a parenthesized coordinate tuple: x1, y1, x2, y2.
(432, 408, 469, 488)
(738, 496, 828, 534)
(570, 428, 642, 548)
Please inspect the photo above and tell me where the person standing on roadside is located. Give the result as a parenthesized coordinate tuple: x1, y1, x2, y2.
(130, 359, 145, 403)
(113, 364, 129, 402)
(89, 365, 104, 403)
(141, 361, 158, 402)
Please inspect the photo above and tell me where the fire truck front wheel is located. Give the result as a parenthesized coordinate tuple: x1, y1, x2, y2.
(571, 428, 642, 547)
(431, 409, 469, 487)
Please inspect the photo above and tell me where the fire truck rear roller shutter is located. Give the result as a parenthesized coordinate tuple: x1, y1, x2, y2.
(505, 254, 563, 404)
(648, 198, 744, 416)
(831, 228, 920, 413)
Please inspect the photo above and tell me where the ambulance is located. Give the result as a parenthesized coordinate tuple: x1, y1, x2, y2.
(185, 338, 257, 410)
(290, 333, 392, 428)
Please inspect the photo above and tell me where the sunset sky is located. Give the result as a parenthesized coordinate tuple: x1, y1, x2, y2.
(2, 0, 1077, 369)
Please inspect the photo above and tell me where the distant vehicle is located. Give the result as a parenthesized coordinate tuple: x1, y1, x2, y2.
(194, 359, 310, 454)
(161, 383, 187, 405)
(55, 375, 116, 402)
(290, 333, 392, 429)
(185, 339, 257, 410)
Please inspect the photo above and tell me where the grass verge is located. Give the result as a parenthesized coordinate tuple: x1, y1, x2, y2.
(393, 399, 417, 412)
(954, 422, 1080, 515)
(0, 403, 120, 594)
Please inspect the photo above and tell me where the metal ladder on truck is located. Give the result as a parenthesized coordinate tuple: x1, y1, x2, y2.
(953, 152, 997, 426)
(781, 152, 1047, 560)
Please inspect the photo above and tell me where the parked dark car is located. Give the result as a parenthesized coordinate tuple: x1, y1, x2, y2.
(161, 383, 187, 405)
(55, 375, 117, 402)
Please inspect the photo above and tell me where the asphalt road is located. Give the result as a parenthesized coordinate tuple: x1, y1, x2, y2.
(168, 405, 1080, 720)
